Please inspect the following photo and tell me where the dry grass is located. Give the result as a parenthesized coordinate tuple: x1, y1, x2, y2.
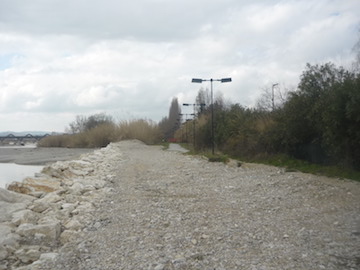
(117, 119, 162, 145)
(38, 119, 161, 148)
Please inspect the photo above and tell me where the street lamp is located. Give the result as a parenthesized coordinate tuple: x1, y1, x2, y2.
(272, 83, 279, 111)
(191, 77, 232, 154)
(183, 103, 206, 149)
(179, 113, 194, 142)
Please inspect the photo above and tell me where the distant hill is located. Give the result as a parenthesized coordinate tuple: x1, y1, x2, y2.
(0, 131, 58, 136)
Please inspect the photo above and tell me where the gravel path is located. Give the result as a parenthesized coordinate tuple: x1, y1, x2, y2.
(46, 140, 360, 269)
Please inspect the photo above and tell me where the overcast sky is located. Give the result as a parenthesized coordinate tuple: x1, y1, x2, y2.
(0, 0, 359, 132)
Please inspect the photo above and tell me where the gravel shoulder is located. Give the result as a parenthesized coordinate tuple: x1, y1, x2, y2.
(46, 140, 360, 269)
(0, 147, 95, 165)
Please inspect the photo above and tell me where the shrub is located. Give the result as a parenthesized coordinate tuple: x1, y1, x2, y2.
(118, 119, 162, 145)
(38, 134, 72, 147)
(206, 154, 229, 163)
(86, 123, 119, 147)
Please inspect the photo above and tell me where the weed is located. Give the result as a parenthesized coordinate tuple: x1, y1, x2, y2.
(206, 154, 230, 163)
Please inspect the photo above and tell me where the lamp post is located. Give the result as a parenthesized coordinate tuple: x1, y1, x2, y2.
(179, 113, 194, 143)
(183, 103, 206, 149)
(272, 83, 278, 111)
(191, 77, 232, 154)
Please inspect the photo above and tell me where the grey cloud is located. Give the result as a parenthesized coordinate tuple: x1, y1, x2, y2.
(0, 0, 359, 132)
(0, 0, 243, 41)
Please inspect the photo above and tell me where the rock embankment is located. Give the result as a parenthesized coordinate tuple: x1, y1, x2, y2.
(0, 143, 121, 269)
(1, 140, 360, 269)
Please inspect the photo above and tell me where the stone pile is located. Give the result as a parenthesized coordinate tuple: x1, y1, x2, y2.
(0, 143, 121, 270)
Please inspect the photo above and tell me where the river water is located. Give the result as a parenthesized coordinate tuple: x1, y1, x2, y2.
(0, 145, 43, 189)
(0, 163, 43, 189)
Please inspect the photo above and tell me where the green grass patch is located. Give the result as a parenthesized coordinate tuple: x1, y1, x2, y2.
(252, 154, 360, 182)
(205, 153, 230, 163)
(160, 142, 170, 150)
(185, 150, 360, 181)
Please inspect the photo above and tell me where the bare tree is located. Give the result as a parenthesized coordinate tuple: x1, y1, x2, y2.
(352, 31, 360, 72)
(256, 84, 291, 111)
(67, 113, 114, 134)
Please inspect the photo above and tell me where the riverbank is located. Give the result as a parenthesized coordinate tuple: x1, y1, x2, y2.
(0, 143, 120, 270)
(0, 147, 95, 165)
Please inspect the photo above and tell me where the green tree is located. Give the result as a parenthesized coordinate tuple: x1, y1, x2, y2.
(274, 63, 360, 168)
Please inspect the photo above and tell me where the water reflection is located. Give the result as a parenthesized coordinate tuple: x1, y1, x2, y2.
(0, 163, 43, 189)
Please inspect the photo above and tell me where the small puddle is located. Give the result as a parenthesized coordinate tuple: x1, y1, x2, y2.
(0, 163, 43, 189)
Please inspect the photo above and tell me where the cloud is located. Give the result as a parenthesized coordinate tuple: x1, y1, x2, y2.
(0, 0, 359, 132)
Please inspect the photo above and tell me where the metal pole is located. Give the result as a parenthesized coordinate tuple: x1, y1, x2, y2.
(192, 77, 230, 154)
(272, 83, 278, 111)
(193, 104, 196, 150)
(211, 78, 214, 155)
(272, 84, 274, 111)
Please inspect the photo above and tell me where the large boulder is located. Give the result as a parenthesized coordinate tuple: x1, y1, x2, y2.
(0, 224, 21, 259)
(0, 188, 34, 203)
(11, 209, 39, 226)
(42, 159, 93, 180)
(14, 246, 41, 264)
(7, 177, 62, 196)
(13, 252, 58, 270)
(16, 222, 61, 245)
(29, 192, 63, 213)
(0, 188, 33, 222)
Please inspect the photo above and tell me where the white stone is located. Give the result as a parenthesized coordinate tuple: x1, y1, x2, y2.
(0, 224, 20, 249)
(0, 246, 8, 260)
(29, 200, 49, 213)
(15, 246, 41, 263)
(16, 222, 61, 242)
(69, 182, 85, 195)
(0, 188, 33, 222)
(37, 215, 60, 225)
(38, 192, 63, 204)
(11, 209, 38, 226)
(38, 252, 58, 261)
(0, 188, 34, 203)
(7, 177, 62, 195)
(60, 230, 81, 244)
(64, 219, 83, 231)
(61, 202, 77, 212)
(29, 193, 64, 214)
(0, 201, 29, 222)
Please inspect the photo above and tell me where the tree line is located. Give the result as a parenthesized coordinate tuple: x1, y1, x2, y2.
(39, 60, 359, 171)
(175, 62, 360, 170)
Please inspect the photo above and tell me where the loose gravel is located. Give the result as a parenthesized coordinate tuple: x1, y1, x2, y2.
(44, 140, 360, 270)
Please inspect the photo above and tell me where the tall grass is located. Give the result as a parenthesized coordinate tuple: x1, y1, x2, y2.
(117, 119, 162, 145)
(38, 119, 162, 148)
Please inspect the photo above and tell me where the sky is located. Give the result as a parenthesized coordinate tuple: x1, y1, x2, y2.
(0, 0, 359, 132)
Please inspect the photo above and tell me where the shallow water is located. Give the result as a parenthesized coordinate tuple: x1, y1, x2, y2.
(0, 163, 43, 189)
